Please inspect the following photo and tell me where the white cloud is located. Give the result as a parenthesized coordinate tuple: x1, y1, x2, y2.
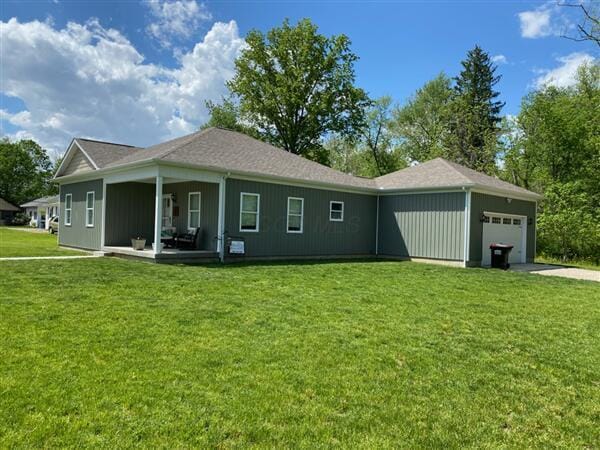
(533, 52, 596, 88)
(518, 2, 570, 39)
(0, 17, 245, 155)
(491, 54, 508, 65)
(144, 0, 211, 48)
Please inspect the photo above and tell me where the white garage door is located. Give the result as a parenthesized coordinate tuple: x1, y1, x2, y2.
(482, 213, 526, 266)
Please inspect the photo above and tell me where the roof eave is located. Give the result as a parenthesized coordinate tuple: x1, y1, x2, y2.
(376, 183, 475, 194)
(471, 185, 543, 201)
(54, 157, 378, 193)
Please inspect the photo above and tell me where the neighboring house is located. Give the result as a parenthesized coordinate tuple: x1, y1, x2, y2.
(0, 197, 20, 225)
(21, 196, 59, 229)
(52, 128, 542, 266)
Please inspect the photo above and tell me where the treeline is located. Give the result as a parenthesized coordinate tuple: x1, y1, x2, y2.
(204, 19, 599, 263)
(0, 139, 58, 206)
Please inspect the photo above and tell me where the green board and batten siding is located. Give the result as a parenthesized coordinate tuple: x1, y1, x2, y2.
(469, 192, 536, 265)
(104, 181, 219, 250)
(377, 192, 466, 261)
(104, 183, 155, 247)
(163, 181, 219, 251)
(59, 179, 103, 250)
(224, 178, 377, 258)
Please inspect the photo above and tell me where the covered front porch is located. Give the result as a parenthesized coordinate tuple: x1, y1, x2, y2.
(101, 163, 226, 262)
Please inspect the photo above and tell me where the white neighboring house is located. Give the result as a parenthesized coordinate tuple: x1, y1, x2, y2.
(20, 195, 59, 229)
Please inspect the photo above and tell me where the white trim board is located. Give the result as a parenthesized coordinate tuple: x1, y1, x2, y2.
(463, 189, 471, 267)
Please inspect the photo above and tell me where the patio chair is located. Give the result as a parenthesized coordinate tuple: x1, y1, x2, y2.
(176, 227, 201, 250)
(161, 227, 177, 248)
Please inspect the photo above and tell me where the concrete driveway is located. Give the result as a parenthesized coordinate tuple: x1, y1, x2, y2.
(510, 264, 600, 282)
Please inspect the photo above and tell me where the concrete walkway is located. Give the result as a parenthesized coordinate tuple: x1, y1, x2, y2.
(0, 254, 103, 261)
(510, 264, 600, 282)
(3, 227, 48, 234)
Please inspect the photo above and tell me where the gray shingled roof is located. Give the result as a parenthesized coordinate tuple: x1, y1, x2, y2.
(0, 197, 20, 211)
(103, 127, 377, 190)
(75, 138, 143, 169)
(375, 158, 542, 198)
(20, 195, 59, 208)
(70, 128, 541, 198)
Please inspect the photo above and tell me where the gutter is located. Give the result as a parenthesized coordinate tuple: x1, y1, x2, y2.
(53, 158, 543, 202)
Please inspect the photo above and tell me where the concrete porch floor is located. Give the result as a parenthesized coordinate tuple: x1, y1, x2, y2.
(510, 263, 599, 282)
(103, 246, 219, 263)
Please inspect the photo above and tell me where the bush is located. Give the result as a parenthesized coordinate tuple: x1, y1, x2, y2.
(11, 212, 30, 226)
(537, 182, 600, 263)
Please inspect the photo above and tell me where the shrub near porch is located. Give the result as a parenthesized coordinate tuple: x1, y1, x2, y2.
(1, 258, 599, 447)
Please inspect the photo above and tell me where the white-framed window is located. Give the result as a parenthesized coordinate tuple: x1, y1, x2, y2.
(64, 193, 72, 226)
(86, 191, 95, 227)
(240, 192, 260, 232)
(287, 197, 304, 233)
(188, 192, 201, 230)
(329, 201, 344, 222)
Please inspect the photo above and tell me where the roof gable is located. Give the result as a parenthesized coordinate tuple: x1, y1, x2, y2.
(0, 197, 20, 211)
(61, 146, 95, 176)
(55, 138, 142, 178)
(374, 158, 542, 199)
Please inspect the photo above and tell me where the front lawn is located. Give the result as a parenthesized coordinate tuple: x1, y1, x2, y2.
(0, 227, 83, 257)
(1, 258, 599, 447)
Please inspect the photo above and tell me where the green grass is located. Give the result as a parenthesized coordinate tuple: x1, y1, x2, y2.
(0, 227, 84, 257)
(536, 254, 600, 271)
(1, 258, 599, 448)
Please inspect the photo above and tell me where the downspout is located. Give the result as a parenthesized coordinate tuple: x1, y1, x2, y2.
(462, 187, 471, 267)
(375, 194, 380, 257)
(217, 172, 230, 263)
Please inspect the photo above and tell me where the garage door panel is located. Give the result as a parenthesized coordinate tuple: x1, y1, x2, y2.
(482, 215, 525, 266)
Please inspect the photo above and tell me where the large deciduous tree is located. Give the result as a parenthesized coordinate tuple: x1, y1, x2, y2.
(502, 63, 600, 262)
(357, 96, 404, 176)
(201, 97, 259, 138)
(0, 138, 55, 205)
(228, 18, 369, 164)
(391, 73, 454, 163)
(446, 46, 504, 174)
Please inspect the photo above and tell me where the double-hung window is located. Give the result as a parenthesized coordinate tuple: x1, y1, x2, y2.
(64, 193, 72, 226)
(287, 197, 304, 233)
(240, 193, 260, 232)
(188, 192, 201, 230)
(86, 191, 95, 227)
(330, 201, 344, 222)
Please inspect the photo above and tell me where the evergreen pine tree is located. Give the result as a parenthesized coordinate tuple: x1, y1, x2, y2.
(446, 46, 505, 174)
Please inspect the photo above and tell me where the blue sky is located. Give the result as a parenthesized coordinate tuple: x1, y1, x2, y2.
(1, 0, 597, 155)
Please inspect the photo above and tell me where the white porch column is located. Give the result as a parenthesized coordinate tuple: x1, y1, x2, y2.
(100, 180, 107, 249)
(45, 207, 50, 229)
(217, 175, 226, 261)
(154, 176, 163, 255)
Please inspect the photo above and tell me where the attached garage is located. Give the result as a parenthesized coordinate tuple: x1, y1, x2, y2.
(376, 158, 542, 267)
(481, 213, 526, 265)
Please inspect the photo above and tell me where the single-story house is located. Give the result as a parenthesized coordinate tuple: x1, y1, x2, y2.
(0, 197, 20, 225)
(21, 195, 59, 229)
(52, 127, 542, 266)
